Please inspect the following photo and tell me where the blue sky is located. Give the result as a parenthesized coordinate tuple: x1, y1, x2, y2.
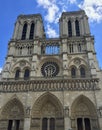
(0, 0, 102, 71)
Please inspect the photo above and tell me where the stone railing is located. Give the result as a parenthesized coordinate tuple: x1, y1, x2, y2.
(40, 39, 60, 55)
(0, 78, 99, 92)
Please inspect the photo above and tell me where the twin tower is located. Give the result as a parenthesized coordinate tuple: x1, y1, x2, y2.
(0, 10, 102, 130)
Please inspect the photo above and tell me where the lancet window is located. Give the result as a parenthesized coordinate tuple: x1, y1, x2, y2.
(29, 23, 35, 39)
(68, 20, 72, 37)
(75, 20, 80, 36)
(21, 23, 27, 40)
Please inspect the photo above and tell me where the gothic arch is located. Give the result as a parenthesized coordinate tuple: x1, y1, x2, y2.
(1, 97, 24, 119)
(71, 95, 99, 130)
(31, 92, 63, 117)
(68, 57, 87, 68)
(71, 95, 97, 117)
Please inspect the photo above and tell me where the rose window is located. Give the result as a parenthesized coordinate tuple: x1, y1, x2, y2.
(41, 62, 59, 77)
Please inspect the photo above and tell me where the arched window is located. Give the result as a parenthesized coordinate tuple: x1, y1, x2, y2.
(21, 23, 27, 40)
(24, 69, 30, 79)
(75, 20, 80, 36)
(78, 43, 81, 52)
(71, 67, 76, 78)
(29, 23, 35, 39)
(68, 20, 72, 37)
(80, 67, 85, 77)
(15, 69, 20, 79)
(69, 44, 73, 53)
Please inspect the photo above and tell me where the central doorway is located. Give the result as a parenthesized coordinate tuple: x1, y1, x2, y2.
(42, 118, 55, 130)
(31, 92, 64, 130)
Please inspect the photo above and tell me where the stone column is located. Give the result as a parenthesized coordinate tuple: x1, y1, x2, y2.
(62, 39, 68, 76)
(80, 18, 85, 36)
(64, 107, 71, 130)
(59, 19, 63, 37)
(35, 19, 42, 38)
(84, 16, 90, 35)
(26, 23, 31, 39)
(24, 118, 31, 130)
(12, 21, 20, 39)
(62, 19, 68, 37)
(72, 19, 76, 36)
(17, 23, 23, 39)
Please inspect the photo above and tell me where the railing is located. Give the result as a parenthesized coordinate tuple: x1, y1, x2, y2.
(41, 39, 60, 55)
(0, 78, 99, 92)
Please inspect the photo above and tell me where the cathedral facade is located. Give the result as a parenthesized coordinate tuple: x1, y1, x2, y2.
(0, 10, 102, 130)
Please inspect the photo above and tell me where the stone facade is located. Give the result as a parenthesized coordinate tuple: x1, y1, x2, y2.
(0, 10, 102, 130)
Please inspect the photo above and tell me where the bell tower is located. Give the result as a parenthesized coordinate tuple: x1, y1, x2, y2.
(59, 10, 90, 37)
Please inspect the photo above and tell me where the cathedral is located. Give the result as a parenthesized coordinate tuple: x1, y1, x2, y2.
(0, 10, 102, 130)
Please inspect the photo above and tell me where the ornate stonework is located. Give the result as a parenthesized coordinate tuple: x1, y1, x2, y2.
(0, 10, 102, 130)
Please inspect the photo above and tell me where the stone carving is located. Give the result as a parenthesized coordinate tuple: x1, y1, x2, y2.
(10, 106, 20, 116)
(25, 106, 31, 115)
(64, 106, 69, 117)
(19, 61, 26, 67)
(75, 103, 90, 116)
(98, 107, 102, 117)
(74, 58, 81, 65)
(0, 78, 99, 92)
(41, 102, 56, 116)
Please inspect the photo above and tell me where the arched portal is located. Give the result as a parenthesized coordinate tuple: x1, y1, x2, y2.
(0, 98, 24, 130)
(31, 92, 64, 130)
(71, 95, 99, 130)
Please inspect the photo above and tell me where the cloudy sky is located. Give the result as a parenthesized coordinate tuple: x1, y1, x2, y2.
(0, 0, 102, 72)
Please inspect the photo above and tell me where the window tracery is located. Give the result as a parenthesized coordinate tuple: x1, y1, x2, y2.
(41, 62, 59, 77)
(15, 43, 33, 56)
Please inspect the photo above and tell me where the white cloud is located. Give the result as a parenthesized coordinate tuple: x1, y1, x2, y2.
(36, 0, 102, 38)
(0, 68, 2, 73)
(46, 24, 58, 38)
(36, 0, 59, 23)
(45, 4, 59, 23)
(78, 0, 102, 22)
(68, 0, 77, 4)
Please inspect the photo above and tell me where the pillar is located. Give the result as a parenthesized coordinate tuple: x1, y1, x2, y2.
(64, 107, 71, 130)
(24, 118, 31, 130)
(72, 19, 76, 36)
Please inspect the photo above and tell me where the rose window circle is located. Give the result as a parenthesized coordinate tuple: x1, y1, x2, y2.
(41, 61, 59, 77)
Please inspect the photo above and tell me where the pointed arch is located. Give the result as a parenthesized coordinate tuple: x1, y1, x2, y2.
(71, 95, 98, 130)
(32, 92, 63, 117)
(1, 97, 24, 119)
(15, 68, 20, 79)
(24, 67, 30, 80)
(21, 23, 27, 40)
(29, 22, 35, 39)
(75, 20, 80, 36)
(70, 65, 77, 78)
(71, 95, 97, 117)
(68, 20, 72, 37)
(80, 66, 86, 77)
